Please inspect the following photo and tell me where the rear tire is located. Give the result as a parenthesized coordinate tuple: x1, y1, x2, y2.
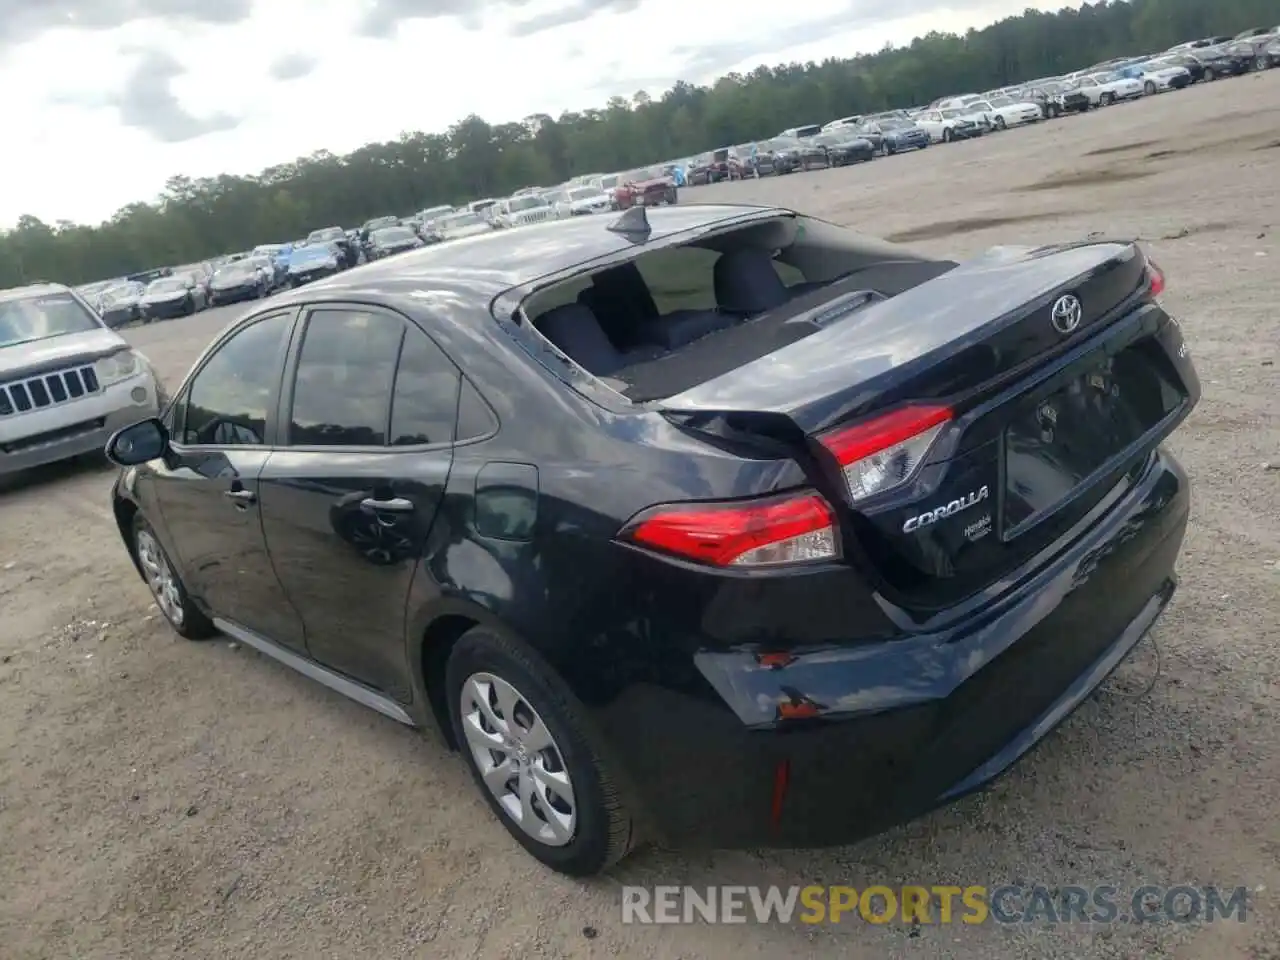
(132, 516, 217, 640)
(994, 115, 1007, 130)
(447, 627, 635, 876)
(942, 127, 953, 143)
(1101, 92, 1115, 105)
(1144, 80, 1157, 95)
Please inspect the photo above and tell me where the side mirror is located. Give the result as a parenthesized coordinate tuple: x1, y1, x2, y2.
(105, 417, 168, 466)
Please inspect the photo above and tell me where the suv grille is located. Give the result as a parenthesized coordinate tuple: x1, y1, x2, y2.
(0, 365, 100, 416)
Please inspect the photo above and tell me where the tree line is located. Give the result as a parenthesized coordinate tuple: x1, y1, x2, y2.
(3, 0, 1273, 288)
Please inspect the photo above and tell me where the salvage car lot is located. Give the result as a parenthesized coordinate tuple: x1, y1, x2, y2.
(2, 74, 1277, 960)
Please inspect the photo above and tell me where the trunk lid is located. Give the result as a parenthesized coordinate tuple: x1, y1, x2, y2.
(660, 241, 1199, 611)
(659, 241, 1149, 433)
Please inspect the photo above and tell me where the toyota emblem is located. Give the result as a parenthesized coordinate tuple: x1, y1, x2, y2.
(1050, 294, 1082, 334)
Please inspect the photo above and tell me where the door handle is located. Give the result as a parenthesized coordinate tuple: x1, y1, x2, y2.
(223, 489, 256, 504)
(360, 496, 414, 513)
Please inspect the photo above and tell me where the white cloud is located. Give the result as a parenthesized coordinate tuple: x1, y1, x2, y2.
(1, 0, 1078, 227)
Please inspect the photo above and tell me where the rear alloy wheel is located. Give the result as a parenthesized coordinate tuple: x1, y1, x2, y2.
(1144, 80, 1157, 95)
(133, 517, 216, 640)
(994, 115, 1007, 130)
(448, 627, 634, 876)
(1256, 56, 1270, 71)
(942, 127, 954, 143)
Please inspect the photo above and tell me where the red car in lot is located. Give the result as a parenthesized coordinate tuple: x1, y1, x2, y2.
(613, 169, 678, 208)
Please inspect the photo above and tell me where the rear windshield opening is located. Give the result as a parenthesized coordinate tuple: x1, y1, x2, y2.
(520, 216, 951, 401)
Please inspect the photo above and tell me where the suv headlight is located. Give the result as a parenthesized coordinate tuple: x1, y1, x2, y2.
(95, 350, 141, 386)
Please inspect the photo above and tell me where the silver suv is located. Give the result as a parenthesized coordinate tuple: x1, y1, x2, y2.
(1, 283, 164, 475)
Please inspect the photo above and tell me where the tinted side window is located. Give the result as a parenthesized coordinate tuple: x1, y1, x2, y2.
(289, 309, 404, 446)
(389, 327, 460, 446)
(182, 312, 290, 445)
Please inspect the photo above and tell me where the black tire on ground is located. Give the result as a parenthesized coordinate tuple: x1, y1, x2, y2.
(447, 626, 636, 876)
(995, 115, 1007, 130)
(1145, 81, 1157, 95)
(942, 128, 953, 142)
(131, 514, 217, 640)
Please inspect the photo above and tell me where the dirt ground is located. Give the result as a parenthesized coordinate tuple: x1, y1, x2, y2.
(2, 73, 1278, 960)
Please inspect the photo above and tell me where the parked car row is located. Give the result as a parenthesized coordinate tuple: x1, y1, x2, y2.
(667, 27, 1280, 183)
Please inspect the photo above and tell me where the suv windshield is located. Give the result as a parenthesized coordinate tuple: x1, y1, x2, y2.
(372, 226, 415, 243)
(101, 282, 142, 301)
(0, 292, 102, 349)
(292, 245, 333, 260)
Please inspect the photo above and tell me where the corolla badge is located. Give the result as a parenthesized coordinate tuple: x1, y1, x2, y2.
(1051, 294, 1083, 334)
(902, 485, 990, 533)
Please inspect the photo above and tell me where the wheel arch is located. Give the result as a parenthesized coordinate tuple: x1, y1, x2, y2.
(113, 492, 143, 577)
(409, 596, 520, 749)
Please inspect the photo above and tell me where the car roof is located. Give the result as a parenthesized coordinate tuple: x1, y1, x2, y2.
(276, 204, 780, 304)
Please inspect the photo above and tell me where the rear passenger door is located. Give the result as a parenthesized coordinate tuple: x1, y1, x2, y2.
(257, 304, 460, 701)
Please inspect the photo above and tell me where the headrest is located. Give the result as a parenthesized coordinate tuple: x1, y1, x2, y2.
(713, 248, 790, 314)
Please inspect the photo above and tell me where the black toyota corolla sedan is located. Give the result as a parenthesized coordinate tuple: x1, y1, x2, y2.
(104, 203, 1199, 876)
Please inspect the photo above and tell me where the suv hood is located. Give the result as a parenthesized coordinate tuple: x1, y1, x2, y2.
(0, 327, 127, 380)
(621, 176, 671, 189)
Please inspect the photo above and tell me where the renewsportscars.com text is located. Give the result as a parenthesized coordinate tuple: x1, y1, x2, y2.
(620, 885, 1250, 925)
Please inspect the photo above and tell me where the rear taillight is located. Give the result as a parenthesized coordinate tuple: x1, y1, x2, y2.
(1146, 260, 1166, 297)
(819, 404, 951, 503)
(620, 491, 838, 567)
